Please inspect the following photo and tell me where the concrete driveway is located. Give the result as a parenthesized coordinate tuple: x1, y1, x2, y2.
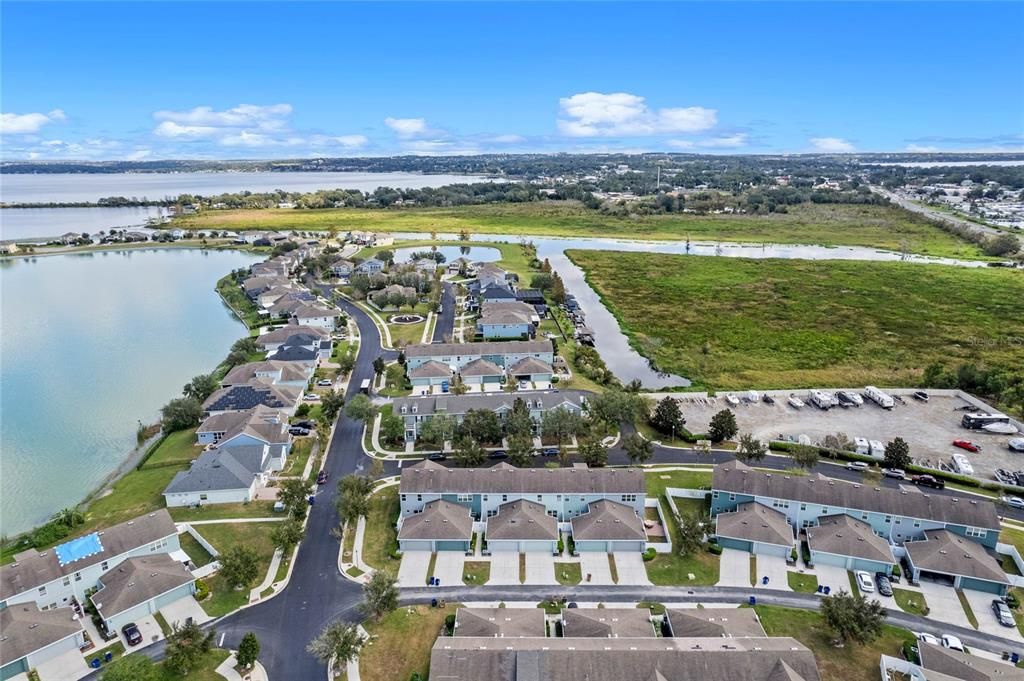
(962, 588, 1024, 641)
(432, 551, 466, 588)
(918, 581, 975, 630)
(487, 552, 521, 585)
(613, 552, 651, 585)
(716, 548, 752, 587)
(36, 647, 91, 681)
(811, 564, 851, 595)
(755, 554, 792, 591)
(397, 550, 432, 587)
(160, 593, 211, 627)
(524, 552, 557, 585)
(580, 552, 615, 585)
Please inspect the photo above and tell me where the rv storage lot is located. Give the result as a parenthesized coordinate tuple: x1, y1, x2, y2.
(673, 392, 1020, 481)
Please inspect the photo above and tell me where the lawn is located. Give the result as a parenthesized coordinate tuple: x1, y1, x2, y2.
(178, 201, 986, 259)
(1001, 525, 1024, 557)
(957, 589, 979, 629)
(83, 640, 125, 667)
(280, 437, 315, 478)
(380, 362, 412, 397)
(788, 571, 819, 593)
(644, 496, 720, 586)
(462, 561, 491, 585)
(156, 648, 232, 681)
(570, 250, 1024, 390)
(193, 522, 279, 617)
(84, 465, 187, 530)
(363, 486, 400, 573)
(555, 561, 583, 585)
(754, 604, 916, 681)
(177, 531, 215, 568)
(216, 274, 262, 329)
(141, 428, 202, 469)
(644, 469, 713, 499)
(893, 588, 929, 616)
(358, 604, 455, 681)
(169, 500, 278, 523)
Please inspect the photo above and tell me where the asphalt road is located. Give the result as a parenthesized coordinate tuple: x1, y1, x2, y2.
(431, 282, 455, 343)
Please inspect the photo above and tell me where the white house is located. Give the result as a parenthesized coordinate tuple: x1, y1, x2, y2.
(162, 445, 273, 507)
(356, 258, 385, 274)
(290, 304, 340, 330)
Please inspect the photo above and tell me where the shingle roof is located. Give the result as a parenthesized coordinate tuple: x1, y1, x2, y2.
(479, 301, 535, 325)
(486, 500, 558, 541)
(398, 500, 473, 542)
(459, 358, 503, 377)
(404, 340, 553, 358)
(257, 324, 330, 346)
(428, 636, 821, 681)
(291, 304, 338, 319)
(806, 514, 895, 565)
(0, 510, 177, 600)
(92, 555, 194, 619)
(905, 529, 1009, 585)
(393, 389, 587, 419)
(222, 361, 309, 386)
(408, 360, 453, 380)
(0, 603, 83, 666)
(203, 382, 302, 413)
(508, 357, 553, 376)
(269, 344, 319, 362)
(665, 608, 767, 638)
(920, 642, 1024, 681)
(401, 460, 643, 495)
(163, 447, 265, 495)
(571, 500, 646, 542)
(715, 502, 794, 547)
(561, 608, 656, 638)
(217, 408, 289, 447)
(198, 405, 281, 435)
(713, 461, 1000, 530)
(454, 608, 545, 638)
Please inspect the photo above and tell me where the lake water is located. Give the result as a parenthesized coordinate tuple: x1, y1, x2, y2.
(1, 206, 171, 242)
(0, 248, 261, 535)
(393, 245, 501, 264)
(0, 171, 487, 204)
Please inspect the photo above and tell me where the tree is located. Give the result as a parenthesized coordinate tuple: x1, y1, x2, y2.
(458, 409, 503, 444)
(376, 249, 395, 265)
(418, 414, 457, 448)
(707, 409, 738, 443)
(884, 437, 911, 470)
(336, 352, 356, 376)
(507, 433, 535, 467)
(578, 437, 608, 467)
(505, 398, 534, 439)
(336, 475, 375, 526)
(551, 272, 566, 305)
(650, 397, 686, 438)
(360, 570, 398, 621)
(182, 373, 219, 402)
(53, 507, 84, 528)
(270, 518, 305, 551)
(307, 621, 363, 673)
(237, 632, 260, 669)
(983, 233, 1021, 257)
(161, 397, 203, 432)
(791, 443, 820, 469)
(344, 394, 376, 423)
(675, 511, 709, 557)
(321, 390, 346, 421)
(622, 432, 654, 465)
(218, 545, 260, 589)
(454, 437, 486, 467)
(164, 620, 216, 675)
(101, 654, 159, 681)
(278, 478, 315, 519)
(588, 389, 644, 428)
(529, 272, 554, 291)
(736, 433, 768, 464)
(542, 407, 587, 446)
(820, 590, 886, 645)
(372, 356, 386, 376)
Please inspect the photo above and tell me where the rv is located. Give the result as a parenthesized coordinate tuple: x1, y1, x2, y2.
(809, 390, 837, 410)
(951, 452, 975, 476)
(864, 386, 895, 410)
(961, 412, 1011, 430)
(360, 378, 371, 395)
(854, 437, 870, 456)
(869, 440, 885, 459)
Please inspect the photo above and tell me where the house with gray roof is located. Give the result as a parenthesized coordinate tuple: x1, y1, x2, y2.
(408, 360, 453, 390)
(459, 358, 504, 387)
(196, 405, 287, 447)
(919, 642, 1024, 681)
(221, 360, 312, 388)
(507, 357, 553, 384)
(664, 608, 767, 638)
(256, 324, 330, 352)
(570, 499, 647, 552)
(90, 555, 195, 632)
(561, 608, 657, 638)
(397, 499, 474, 553)
(162, 444, 272, 507)
(356, 257, 385, 274)
(475, 263, 509, 290)
(805, 513, 896, 575)
(330, 258, 355, 277)
(714, 502, 795, 558)
(404, 340, 553, 372)
(485, 500, 559, 553)
(290, 303, 340, 330)
(904, 529, 1010, 595)
(203, 382, 302, 416)
(477, 301, 538, 339)
(0, 603, 86, 680)
(453, 608, 544, 638)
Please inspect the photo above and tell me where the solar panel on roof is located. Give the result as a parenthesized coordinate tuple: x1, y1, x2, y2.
(55, 532, 104, 566)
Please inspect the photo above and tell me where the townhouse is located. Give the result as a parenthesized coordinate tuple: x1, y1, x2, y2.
(202, 381, 303, 416)
(477, 301, 538, 339)
(404, 341, 554, 374)
(0, 604, 86, 680)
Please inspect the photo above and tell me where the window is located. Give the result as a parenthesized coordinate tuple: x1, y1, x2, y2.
(74, 572, 82, 582)
(487, 509, 498, 518)
(200, 494, 208, 501)
(416, 494, 423, 502)
(966, 527, 987, 539)
(728, 493, 736, 502)
(712, 491, 720, 499)
(501, 495, 508, 502)
(457, 494, 472, 503)
(483, 495, 489, 502)
(38, 586, 47, 596)
(401, 494, 407, 502)
(771, 499, 789, 509)
(913, 520, 921, 528)
(895, 518, 901, 525)
(62, 576, 71, 587)
(861, 513, 869, 521)
(821, 508, 828, 514)
(101, 561, 108, 571)
(799, 503, 807, 511)
(884, 515, 892, 524)
(621, 494, 637, 502)
(556, 495, 562, 501)
(536, 495, 542, 502)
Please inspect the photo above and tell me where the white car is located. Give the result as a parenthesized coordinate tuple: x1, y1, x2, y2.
(917, 632, 940, 646)
(303, 393, 321, 402)
(855, 571, 875, 593)
(316, 379, 333, 387)
(788, 395, 804, 409)
(1009, 438, 1024, 453)
(1002, 496, 1024, 509)
(846, 461, 869, 472)
(725, 393, 740, 407)
(941, 635, 965, 652)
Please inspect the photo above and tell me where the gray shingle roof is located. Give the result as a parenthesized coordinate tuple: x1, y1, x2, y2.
(479, 301, 535, 325)
(806, 514, 895, 565)
(257, 324, 330, 346)
(920, 642, 1024, 681)
(571, 500, 646, 542)
(222, 360, 309, 386)
(408, 360, 453, 380)
(0, 603, 83, 666)
(291, 303, 338, 319)
(508, 357, 553, 375)
(269, 344, 319, 362)
(92, 555, 194, 619)
(0, 510, 177, 601)
(715, 502, 795, 548)
(561, 608, 656, 638)
(713, 461, 1000, 530)
(401, 460, 643, 496)
(203, 382, 302, 413)
(164, 447, 265, 495)
(217, 407, 289, 447)
(486, 500, 558, 541)
(404, 340, 553, 358)
(454, 608, 545, 638)
(398, 500, 473, 542)
(393, 389, 587, 419)
(905, 529, 1009, 585)
(665, 608, 767, 638)
(460, 358, 503, 377)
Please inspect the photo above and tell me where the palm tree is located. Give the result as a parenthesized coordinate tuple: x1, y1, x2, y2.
(53, 508, 84, 528)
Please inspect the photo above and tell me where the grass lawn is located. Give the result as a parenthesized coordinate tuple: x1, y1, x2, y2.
(426, 553, 438, 585)
(380, 362, 412, 397)
(154, 611, 173, 637)
(179, 201, 986, 260)
(141, 429, 202, 468)
(83, 640, 125, 666)
(359, 604, 455, 681)
(169, 501, 278, 523)
(342, 522, 356, 564)
(569, 250, 1024, 390)
(463, 561, 490, 585)
(84, 465, 187, 530)
(754, 604, 916, 681)
(893, 588, 930, 616)
(280, 437, 315, 478)
(644, 469, 713, 498)
(177, 531, 215, 568)
(363, 486, 400, 573)
(787, 571, 819, 593)
(1001, 526, 1024, 557)
(847, 571, 860, 596)
(956, 589, 979, 629)
(193, 522, 278, 617)
(157, 648, 232, 681)
(216, 274, 262, 329)
(555, 561, 583, 585)
(644, 496, 719, 586)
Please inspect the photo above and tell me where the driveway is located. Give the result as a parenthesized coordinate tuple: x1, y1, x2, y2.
(432, 551, 465, 588)
(36, 647, 91, 681)
(160, 593, 212, 627)
(397, 550, 432, 587)
(580, 553, 615, 585)
(614, 552, 651, 585)
(717, 548, 752, 587)
(487, 552, 521, 585)
(962, 588, 1024, 641)
(811, 564, 850, 595)
(524, 552, 557, 585)
(918, 580, 975, 630)
(755, 554, 791, 591)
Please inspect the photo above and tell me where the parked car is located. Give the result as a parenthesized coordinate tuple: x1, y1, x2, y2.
(122, 623, 143, 646)
(911, 474, 945, 489)
(316, 470, 328, 485)
(293, 420, 315, 430)
(1001, 496, 1024, 509)
(992, 600, 1016, 627)
(941, 635, 965, 652)
(761, 393, 776, 405)
(519, 381, 530, 390)
(846, 461, 870, 472)
(913, 391, 930, 402)
(428, 453, 447, 461)
(855, 571, 875, 593)
(787, 395, 804, 409)
(725, 393, 740, 407)
(917, 632, 940, 646)
(953, 440, 980, 453)
(289, 426, 311, 436)
(875, 573, 893, 597)
(883, 468, 906, 480)
(317, 379, 334, 387)
(488, 450, 508, 460)
(541, 448, 559, 456)
(1009, 438, 1024, 453)
(303, 393, 321, 402)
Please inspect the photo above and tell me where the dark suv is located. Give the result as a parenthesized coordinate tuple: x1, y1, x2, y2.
(911, 474, 945, 489)
(122, 622, 143, 646)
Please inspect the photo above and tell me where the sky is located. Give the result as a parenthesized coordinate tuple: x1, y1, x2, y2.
(2, 1, 1022, 161)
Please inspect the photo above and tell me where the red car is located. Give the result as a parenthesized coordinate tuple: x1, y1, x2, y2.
(953, 440, 980, 453)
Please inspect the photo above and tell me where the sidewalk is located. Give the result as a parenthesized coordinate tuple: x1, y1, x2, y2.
(249, 548, 284, 603)
(216, 652, 269, 681)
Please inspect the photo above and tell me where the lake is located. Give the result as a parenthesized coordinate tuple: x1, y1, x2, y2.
(0, 248, 261, 535)
(0, 171, 487, 204)
(1, 206, 171, 242)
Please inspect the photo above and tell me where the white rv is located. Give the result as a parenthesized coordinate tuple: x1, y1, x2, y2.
(864, 386, 895, 410)
(869, 440, 885, 459)
(854, 437, 870, 456)
(809, 390, 837, 410)
(951, 453, 974, 476)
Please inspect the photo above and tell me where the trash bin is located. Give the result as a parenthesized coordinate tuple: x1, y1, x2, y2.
(761, 576, 769, 585)
(90, 659, 101, 669)
(104, 651, 114, 663)
(748, 596, 756, 606)
(1012, 652, 1020, 664)
(431, 598, 438, 608)
(823, 586, 831, 595)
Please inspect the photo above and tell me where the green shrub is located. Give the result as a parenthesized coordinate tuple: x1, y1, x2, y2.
(642, 548, 657, 562)
(891, 564, 902, 578)
(557, 538, 565, 554)
(707, 544, 723, 555)
(193, 579, 210, 601)
(444, 613, 456, 635)
(1007, 592, 1020, 609)
(31, 522, 70, 548)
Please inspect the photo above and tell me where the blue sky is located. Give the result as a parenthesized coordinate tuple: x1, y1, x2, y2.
(2, 1, 1022, 160)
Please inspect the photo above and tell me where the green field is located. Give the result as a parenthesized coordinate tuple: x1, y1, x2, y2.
(194, 522, 278, 617)
(177, 201, 987, 259)
(570, 250, 1024, 390)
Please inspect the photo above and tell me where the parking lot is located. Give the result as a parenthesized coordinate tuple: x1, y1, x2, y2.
(674, 392, 1021, 481)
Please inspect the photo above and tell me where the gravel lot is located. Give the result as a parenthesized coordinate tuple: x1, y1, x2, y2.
(673, 392, 1022, 481)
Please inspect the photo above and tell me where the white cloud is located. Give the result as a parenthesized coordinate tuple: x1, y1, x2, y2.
(670, 133, 749, 149)
(557, 92, 717, 137)
(153, 121, 222, 138)
(0, 109, 66, 134)
(153, 104, 291, 132)
(489, 134, 526, 144)
(809, 136, 855, 152)
(905, 144, 940, 153)
(317, 134, 368, 148)
(384, 117, 429, 137)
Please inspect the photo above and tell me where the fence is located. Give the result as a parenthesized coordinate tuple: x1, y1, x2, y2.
(997, 542, 1024, 588)
(644, 498, 673, 554)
